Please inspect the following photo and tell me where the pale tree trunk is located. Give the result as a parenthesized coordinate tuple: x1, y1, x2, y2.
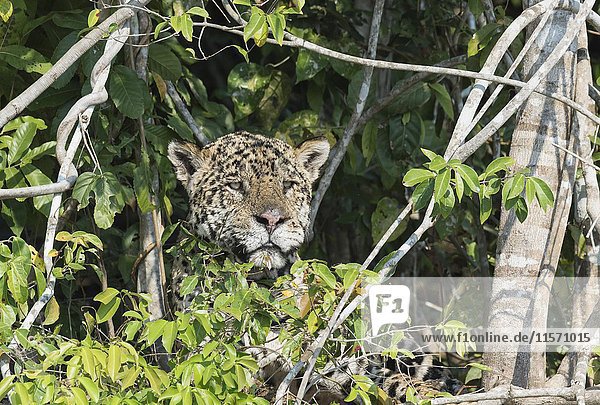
(482, 3, 578, 389)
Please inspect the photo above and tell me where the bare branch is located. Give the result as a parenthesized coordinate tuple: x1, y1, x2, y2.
(166, 81, 210, 145)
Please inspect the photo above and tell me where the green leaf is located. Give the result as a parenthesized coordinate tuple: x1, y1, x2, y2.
(529, 177, 554, 211)
(266, 12, 285, 45)
(7, 237, 30, 304)
(454, 164, 480, 193)
(434, 169, 451, 202)
(87, 9, 100, 27)
(162, 321, 178, 353)
(107, 345, 122, 382)
(508, 173, 525, 200)
(227, 63, 272, 119)
(360, 120, 377, 166)
(479, 194, 492, 224)
(0, 375, 15, 400)
(312, 263, 336, 289)
(19, 141, 56, 164)
(454, 170, 464, 202)
(187, 6, 209, 18)
(133, 151, 155, 213)
(429, 83, 454, 120)
(402, 168, 435, 187)
(43, 297, 60, 325)
(468, 0, 483, 15)
(244, 7, 266, 43)
(525, 178, 535, 204)
(483, 156, 514, 178)
(370, 197, 407, 244)
(154, 21, 167, 39)
(180, 14, 194, 41)
(420, 148, 439, 161)
(412, 180, 434, 211)
(78, 376, 99, 402)
(96, 297, 121, 323)
(8, 121, 36, 165)
(72, 172, 97, 210)
(296, 49, 328, 83)
(22, 166, 52, 216)
(428, 155, 447, 172)
(148, 44, 182, 81)
(0, 45, 52, 74)
(94, 287, 119, 305)
(515, 197, 528, 222)
(108, 65, 146, 119)
(0, 0, 13, 23)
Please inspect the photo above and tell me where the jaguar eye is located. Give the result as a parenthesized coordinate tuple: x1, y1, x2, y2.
(283, 180, 295, 191)
(228, 181, 242, 191)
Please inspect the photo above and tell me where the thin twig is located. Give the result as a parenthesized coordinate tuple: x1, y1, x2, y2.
(166, 81, 209, 145)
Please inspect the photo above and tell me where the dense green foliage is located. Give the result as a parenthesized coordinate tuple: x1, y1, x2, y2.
(0, 0, 599, 403)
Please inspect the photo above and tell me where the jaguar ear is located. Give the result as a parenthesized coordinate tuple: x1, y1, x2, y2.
(294, 137, 330, 183)
(168, 141, 208, 188)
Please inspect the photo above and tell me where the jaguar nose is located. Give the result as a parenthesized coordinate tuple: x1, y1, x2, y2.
(255, 209, 286, 233)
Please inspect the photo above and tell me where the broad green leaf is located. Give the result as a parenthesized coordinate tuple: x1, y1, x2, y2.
(530, 177, 554, 211)
(51, 32, 80, 89)
(121, 366, 141, 390)
(266, 12, 285, 45)
(0, 45, 52, 74)
(7, 237, 30, 304)
(454, 164, 480, 193)
(370, 197, 407, 244)
(483, 156, 514, 178)
(420, 148, 439, 161)
(146, 319, 168, 345)
(312, 263, 336, 289)
(428, 156, 447, 172)
(22, 166, 52, 216)
(87, 9, 100, 27)
(187, 6, 209, 18)
(94, 288, 119, 305)
(468, 0, 484, 15)
(508, 173, 525, 200)
(227, 63, 272, 119)
(42, 297, 60, 325)
(96, 297, 121, 323)
(180, 14, 194, 42)
(0, 375, 15, 400)
(78, 376, 99, 402)
(0, 0, 12, 23)
(402, 168, 435, 187)
(148, 44, 182, 81)
(154, 21, 167, 39)
(1, 116, 46, 133)
(525, 178, 535, 204)
(296, 49, 328, 83)
(107, 345, 122, 382)
(434, 169, 451, 202)
(72, 172, 97, 210)
(515, 197, 528, 222)
(162, 321, 178, 353)
(412, 180, 434, 211)
(244, 7, 266, 43)
(8, 121, 36, 165)
(19, 141, 56, 164)
(429, 83, 454, 120)
(108, 65, 146, 119)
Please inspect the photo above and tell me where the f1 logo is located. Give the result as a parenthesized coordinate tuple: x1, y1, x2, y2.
(368, 284, 410, 335)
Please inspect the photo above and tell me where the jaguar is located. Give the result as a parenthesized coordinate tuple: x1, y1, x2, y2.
(167, 131, 461, 403)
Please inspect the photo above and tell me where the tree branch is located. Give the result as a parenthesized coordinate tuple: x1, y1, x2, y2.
(166, 81, 209, 145)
